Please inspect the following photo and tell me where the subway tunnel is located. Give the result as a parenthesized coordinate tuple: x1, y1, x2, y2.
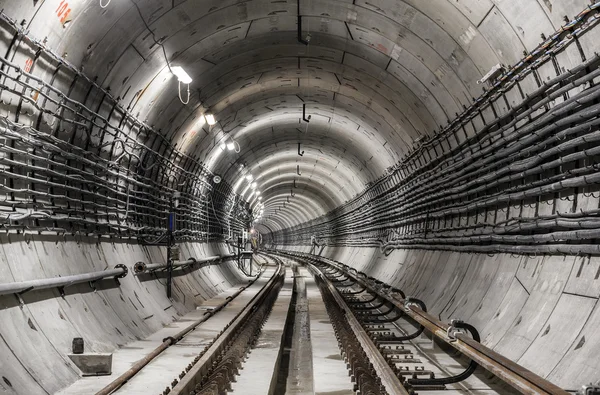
(0, 0, 599, 394)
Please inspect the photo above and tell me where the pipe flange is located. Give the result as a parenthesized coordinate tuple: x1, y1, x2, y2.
(114, 264, 129, 278)
(133, 261, 147, 273)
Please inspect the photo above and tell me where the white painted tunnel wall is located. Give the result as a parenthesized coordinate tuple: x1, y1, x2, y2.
(281, 244, 600, 391)
(0, 238, 248, 395)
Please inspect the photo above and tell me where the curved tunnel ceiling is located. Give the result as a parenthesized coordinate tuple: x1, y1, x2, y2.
(4, 0, 589, 232)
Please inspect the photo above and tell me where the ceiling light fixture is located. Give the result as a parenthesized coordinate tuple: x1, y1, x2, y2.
(172, 66, 192, 105)
(205, 114, 217, 126)
(171, 66, 192, 84)
(219, 136, 240, 153)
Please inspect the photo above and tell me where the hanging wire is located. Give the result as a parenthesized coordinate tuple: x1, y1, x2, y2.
(178, 80, 190, 104)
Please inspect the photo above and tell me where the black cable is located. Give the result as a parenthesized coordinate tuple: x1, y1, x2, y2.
(129, 0, 172, 73)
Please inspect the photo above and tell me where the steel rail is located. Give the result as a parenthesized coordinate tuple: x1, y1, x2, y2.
(169, 261, 285, 395)
(307, 262, 410, 395)
(94, 265, 266, 395)
(289, 252, 569, 395)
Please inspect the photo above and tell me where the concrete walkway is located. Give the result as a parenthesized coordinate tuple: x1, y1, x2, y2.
(305, 268, 355, 395)
(285, 265, 314, 394)
(57, 268, 275, 395)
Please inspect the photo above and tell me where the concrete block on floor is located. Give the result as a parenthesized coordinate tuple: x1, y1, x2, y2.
(68, 354, 113, 376)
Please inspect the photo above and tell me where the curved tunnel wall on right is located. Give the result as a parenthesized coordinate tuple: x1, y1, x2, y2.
(267, 4, 600, 390)
(284, 245, 600, 391)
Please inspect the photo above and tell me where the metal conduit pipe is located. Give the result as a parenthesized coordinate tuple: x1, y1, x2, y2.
(0, 265, 128, 296)
(282, 64, 600, 238)
(309, 94, 600, 234)
(308, 58, 600, 227)
(133, 254, 237, 274)
(272, 103, 600, 247)
(326, 163, 600, 238)
(0, 119, 250, 240)
(270, 57, 598, 248)
(0, 31, 253, 240)
(322, 157, 600, 236)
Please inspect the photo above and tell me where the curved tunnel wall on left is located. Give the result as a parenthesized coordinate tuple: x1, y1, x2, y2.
(0, 239, 247, 395)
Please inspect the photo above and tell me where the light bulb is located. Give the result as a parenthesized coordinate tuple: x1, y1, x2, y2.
(251, 182, 257, 189)
(246, 174, 253, 181)
(205, 114, 216, 125)
(171, 66, 192, 84)
(226, 141, 235, 151)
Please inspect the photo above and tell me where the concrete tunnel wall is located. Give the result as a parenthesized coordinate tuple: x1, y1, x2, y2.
(281, 244, 600, 391)
(1, 0, 600, 393)
(0, 239, 247, 395)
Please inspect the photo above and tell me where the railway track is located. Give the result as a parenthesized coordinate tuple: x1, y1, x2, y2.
(167, 256, 285, 395)
(274, 250, 570, 395)
(91, 251, 570, 395)
(90, 255, 281, 395)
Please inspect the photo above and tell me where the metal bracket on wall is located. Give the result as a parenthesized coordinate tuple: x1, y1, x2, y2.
(302, 103, 311, 123)
(297, 0, 309, 45)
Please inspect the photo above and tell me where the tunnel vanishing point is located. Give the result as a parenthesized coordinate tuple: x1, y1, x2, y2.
(0, 0, 600, 394)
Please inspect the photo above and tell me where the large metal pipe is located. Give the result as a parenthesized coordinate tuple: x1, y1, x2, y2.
(133, 254, 236, 274)
(0, 265, 128, 296)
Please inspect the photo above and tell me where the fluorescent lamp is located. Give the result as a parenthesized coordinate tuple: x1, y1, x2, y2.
(205, 114, 216, 125)
(171, 66, 192, 84)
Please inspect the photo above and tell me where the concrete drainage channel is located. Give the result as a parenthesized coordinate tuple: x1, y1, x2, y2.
(270, 263, 314, 394)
